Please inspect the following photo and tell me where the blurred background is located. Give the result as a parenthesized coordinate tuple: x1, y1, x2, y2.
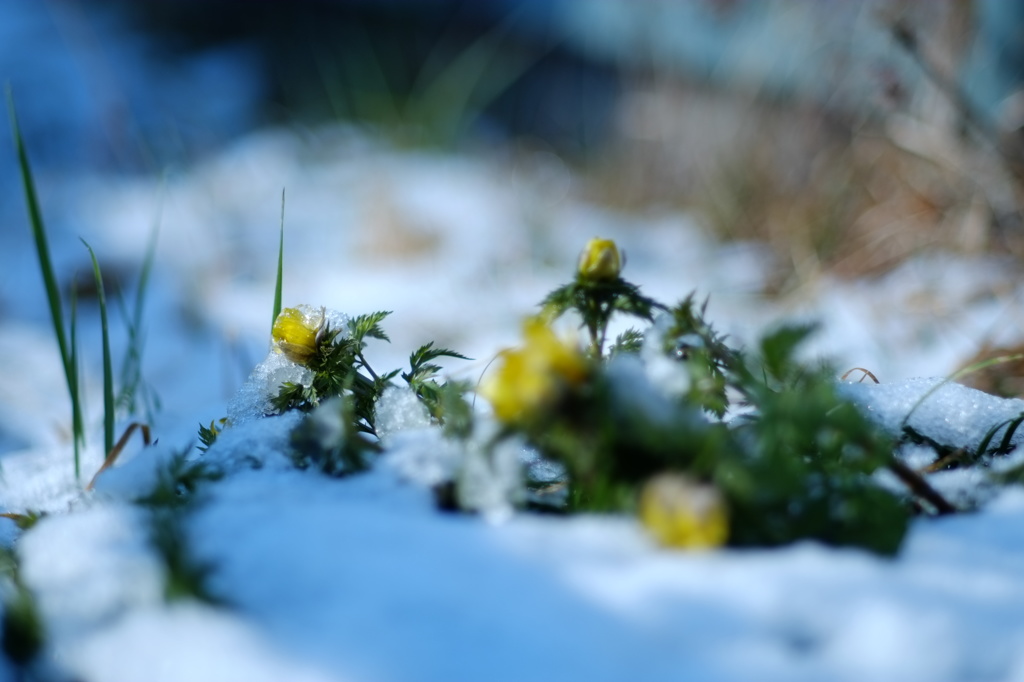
(3, 0, 1024, 450)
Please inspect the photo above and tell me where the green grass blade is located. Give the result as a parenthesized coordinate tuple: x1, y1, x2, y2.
(134, 203, 160, 337)
(7, 89, 71, 376)
(117, 198, 161, 420)
(8, 87, 87, 477)
(82, 240, 115, 458)
(69, 285, 82, 479)
(976, 417, 1013, 458)
(272, 188, 285, 332)
(996, 413, 1024, 454)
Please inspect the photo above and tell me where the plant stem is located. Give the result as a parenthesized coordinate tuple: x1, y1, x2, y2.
(888, 459, 957, 515)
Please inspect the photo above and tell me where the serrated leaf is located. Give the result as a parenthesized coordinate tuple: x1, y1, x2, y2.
(610, 328, 644, 356)
(349, 311, 392, 345)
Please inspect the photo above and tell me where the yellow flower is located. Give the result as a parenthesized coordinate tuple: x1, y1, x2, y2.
(639, 473, 728, 549)
(272, 305, 325, 365)
(577, 237, 622, 281)
(481, 318, 588, 423)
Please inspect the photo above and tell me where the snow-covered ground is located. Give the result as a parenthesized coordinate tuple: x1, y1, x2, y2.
(2, 124, 1024, 682)
(5, 3, 1024, 679)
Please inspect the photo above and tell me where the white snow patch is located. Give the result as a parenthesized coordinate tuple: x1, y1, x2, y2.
(840, 377, 1024, 451)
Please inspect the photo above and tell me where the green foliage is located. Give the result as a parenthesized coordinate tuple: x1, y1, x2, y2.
(0, 511, 44, 532)
(115, 217, 161, 423)
(83, 240, 116, 458)
(609, 328, 644, 356)
(0, 547, 44, 667)
(514, 251, 921, 554)
(512, 319, 911, 554)
(269, 310, 471, 446)
(197, 419, 227, 454)
(149, 510, 224, 605)
(542, 277, 663, 357)
(725, 352, 907, 554)
(756, 323, 819, 386)
(269, 324, 382, 430)
(316, 5, 544, 147)
(272, 189, 285, 334)
(402, 343, 472, 430)
(661, 296, 741, 418)
(135, 451, 225, 604)
(289, 396, 381, 476)
(9, 89, 85, 478)
(136, 450, 224, 510)
(349, 311, 392, 346)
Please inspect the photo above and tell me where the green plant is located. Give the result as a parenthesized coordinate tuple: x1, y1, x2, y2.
(83, 240, 115, 459)
(8, 89, 87, 477)
(148, 510, 224, 605)
(477, 237, 942, 555)
(0, 547, 45, 668)
(315, 5, 545, 147)
(115, 212, 161, 423)
(541, 238, 664, 357)
(134, 451, 225, 604)
(272, 188, 285, 334)
(288, 395, 380, 477)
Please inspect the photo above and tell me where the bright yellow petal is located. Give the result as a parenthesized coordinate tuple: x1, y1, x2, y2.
(577, 237, 622, 281)
(481, 319, 587, 424)
(272, 306, 324, 365)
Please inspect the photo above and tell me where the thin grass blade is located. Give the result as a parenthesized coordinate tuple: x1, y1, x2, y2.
(118, 201, 161, 420)
(7, 90, 71, 377)
(996, 413, 1024, 455)
(272, 188, 285, 332)
(83, 240, 115, 459)
(69, 284, 82, 479)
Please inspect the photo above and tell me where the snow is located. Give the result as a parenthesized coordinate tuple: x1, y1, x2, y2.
(841, 377, 1024, 452)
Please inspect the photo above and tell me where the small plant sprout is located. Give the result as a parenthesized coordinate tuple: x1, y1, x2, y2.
(272, 188, 286, 333)
(541, 236, 663, 357)
(259, 303, 470, 446)
(8, 89, 86, 477)
(469, 237, 945, 554)
(82, 239, 116, 460)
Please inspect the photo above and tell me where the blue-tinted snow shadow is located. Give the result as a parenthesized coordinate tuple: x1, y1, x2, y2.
(187, 467, 761, 682)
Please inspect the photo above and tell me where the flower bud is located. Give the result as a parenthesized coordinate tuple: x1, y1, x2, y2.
(577, 237, 622, 281)
(272, 305, 325, 365)
(639, 473, 728, 549)
(481, 318, 587, 424)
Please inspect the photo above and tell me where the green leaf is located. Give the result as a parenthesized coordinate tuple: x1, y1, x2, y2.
(197, 419, 226, 454)
(69, 284, 82, 478)
(610, 328, 644, 356)
(349, 311, 393, 345)
(758, 323, 818, 384)
(272, 188, 285, 333)
(116, 206, 160, 422)
(149, 509, 225, 605)
(405, 342, 471, 382)
(9, 87, 85, 476)
(83, 240, 115, 458)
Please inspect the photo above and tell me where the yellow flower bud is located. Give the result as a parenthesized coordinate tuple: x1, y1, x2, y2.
(481, 318, 588, 424)
(577, 237, 622, 281)
(639, 473, 728, 549)
(272, 305, 325, 365)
